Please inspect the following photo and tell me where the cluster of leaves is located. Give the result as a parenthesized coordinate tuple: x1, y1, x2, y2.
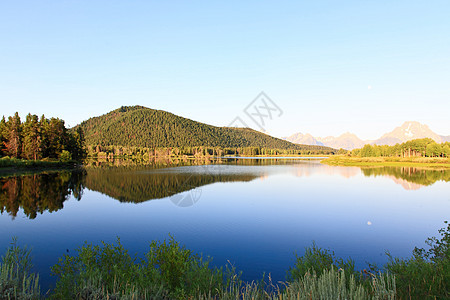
(0, 113, 86, 162)
(75, 106, 335, 154)
(351, 138, 450, 158)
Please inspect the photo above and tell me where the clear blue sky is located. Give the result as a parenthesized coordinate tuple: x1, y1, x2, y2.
(1, 1, 449, 140)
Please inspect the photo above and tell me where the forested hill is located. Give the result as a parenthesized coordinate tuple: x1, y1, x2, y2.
(75, 106, 333, 152)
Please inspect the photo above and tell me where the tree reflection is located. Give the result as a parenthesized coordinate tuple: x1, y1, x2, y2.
(0, 170, 86, 219)
(361, 166, 450, 188)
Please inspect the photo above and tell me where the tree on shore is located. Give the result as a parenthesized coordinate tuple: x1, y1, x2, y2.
(352, 138, 449, 158)
(0, 116, 7, 155)
(22, 114, 41, 160)
(5, 112, 22, 158)
(0, 112, 86, 162)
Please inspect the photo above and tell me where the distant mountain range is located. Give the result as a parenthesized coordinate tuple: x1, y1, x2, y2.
(75, 106, 333, 152)
(285, 121, 450, 150)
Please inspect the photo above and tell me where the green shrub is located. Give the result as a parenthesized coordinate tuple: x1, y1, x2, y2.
(59, 151, 72, 162)
(287, 242, 356, 281)
(144, 235, 230, 298)
(50, 238, 165, 299)
(385, 221, 449, 299)
(50, 236, 232, 299)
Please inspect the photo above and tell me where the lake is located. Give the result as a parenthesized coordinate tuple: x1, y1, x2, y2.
(1, 157, 449, 291)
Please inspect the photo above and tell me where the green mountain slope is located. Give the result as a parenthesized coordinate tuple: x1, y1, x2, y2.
(76, 106, 333, 151)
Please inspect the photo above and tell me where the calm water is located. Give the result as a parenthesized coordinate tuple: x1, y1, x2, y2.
(1, 158, 449, 291)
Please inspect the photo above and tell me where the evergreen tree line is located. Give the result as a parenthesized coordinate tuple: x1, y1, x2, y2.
(0, 112, 86, 161)
(89, 144, 333, 159)
(350, 138, 450, 158)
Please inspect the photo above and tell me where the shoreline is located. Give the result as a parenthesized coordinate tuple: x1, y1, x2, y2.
(0, 158, 83, 177)
(321, 156, 450, 168)
(4, 154, 450, 177)
(0, 155, 327, 176)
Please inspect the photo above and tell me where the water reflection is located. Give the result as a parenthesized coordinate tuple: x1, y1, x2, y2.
(83, 158, 316, 203)
(361, 166, 450, 190)
(0, 170, 85, 219)
(1, 159, 449, 219)
(85, 167, 257, 203)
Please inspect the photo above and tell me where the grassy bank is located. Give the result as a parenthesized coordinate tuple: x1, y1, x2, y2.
(321, 156, 450, 168)
(0, 157, 82, 176)
(1, 222, 449, 299)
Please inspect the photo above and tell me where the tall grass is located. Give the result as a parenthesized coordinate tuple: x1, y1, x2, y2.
(0, 238, 40, 299)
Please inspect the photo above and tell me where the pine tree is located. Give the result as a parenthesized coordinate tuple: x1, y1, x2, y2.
(5, 112, 22, 158)
(74, 127, 87, 160)
(46, 118, 66, 158)
(22, 114, 41, 160)
(0, 116, 7, 156)
(66, 127, 87, 160)
(39, 115, 50, 158)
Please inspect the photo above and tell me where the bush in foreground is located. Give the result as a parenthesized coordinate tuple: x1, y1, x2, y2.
(385, 221, 449, 299)
(50, 236, 233, 299)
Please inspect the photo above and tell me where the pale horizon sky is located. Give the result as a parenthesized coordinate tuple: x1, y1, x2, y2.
(1, 1, 449, 140)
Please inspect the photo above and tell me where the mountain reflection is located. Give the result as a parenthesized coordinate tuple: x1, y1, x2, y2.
(0, 170, 86, 219)
(84, 158, 325, 203)
(83, 157, 283, 202)
(85, 167, 258, 203)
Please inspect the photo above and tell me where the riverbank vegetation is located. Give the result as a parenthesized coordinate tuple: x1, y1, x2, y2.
(1, 222, 448, 299)
(321, 156, 450, 168)
(322, 138, 450, 167)
(0, 157, 83, 177)
(347, 138, 449, 158)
